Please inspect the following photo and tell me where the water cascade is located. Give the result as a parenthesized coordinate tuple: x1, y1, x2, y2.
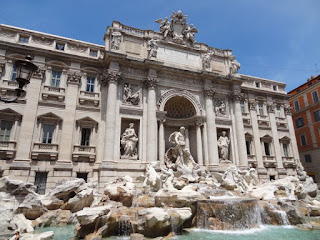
(196, 198, 262, 230)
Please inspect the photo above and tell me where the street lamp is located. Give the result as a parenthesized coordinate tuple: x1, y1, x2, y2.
(0, 55, 38, 103)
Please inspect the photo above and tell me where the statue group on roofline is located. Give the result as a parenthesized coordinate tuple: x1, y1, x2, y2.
(155, 10, 198, 45)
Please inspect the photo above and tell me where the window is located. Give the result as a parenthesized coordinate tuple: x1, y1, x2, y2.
(314, 109, 320, 122)
(80, 128, 91, 146)
(240, 100, 245, 113)
(86, 76, 95, 92)
(77, 172, 88, 182)
(42, 124, 55, 144)
(11, 64, 17, 81)
(312, 91, 319, 103)
(19, 36, 29, 43)
(0, 120, 13, 141)
(300, 134, 307, 146)
(282, 143, 289, 157)
(51, 70, 62, 87)
(89, 50, 98, 57)
(258, 102, 264, 116)
(34, 172, 47, 195)
(273, 85, 277, 91)
(269, 175, 276, 181)
(305, 154, 312, 163)
(295, 117, 304, 128)
(255, 82, 260, 88)
(55, 43, 65, 51)
(246, 140, 251, 155)
(294, 100, 300, 111)
(264, 142, 271, 156)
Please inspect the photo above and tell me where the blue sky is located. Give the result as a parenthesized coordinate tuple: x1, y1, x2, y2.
(1, 0, 319, 91)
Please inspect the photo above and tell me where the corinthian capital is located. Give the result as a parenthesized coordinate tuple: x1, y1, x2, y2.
(144, 77, 159, 89)
(229, 92, 243, 102)
(67, 71, 82, 84)
(267, 102, 275, 113)
(99, 69, 121, 86)
(203, 87, 215, 97)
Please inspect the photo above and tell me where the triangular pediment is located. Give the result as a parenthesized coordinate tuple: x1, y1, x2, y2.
(0, 108, 22, 116)
(76, 116, 98, 125)
(279, 136, 291, 141)
(37, 112, 62, 120)
(261, 134, 273, 139)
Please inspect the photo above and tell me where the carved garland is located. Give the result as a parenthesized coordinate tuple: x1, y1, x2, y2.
(157, 89, 202, 115)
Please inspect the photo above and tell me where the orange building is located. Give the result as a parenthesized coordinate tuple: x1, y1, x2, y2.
(289, 75, 320, 183)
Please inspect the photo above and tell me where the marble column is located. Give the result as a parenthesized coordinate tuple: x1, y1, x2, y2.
(59, 71, 82, 162)
(267, 103, 284, 170)
(103, 69, 121, 161)
(196, 122, 204, 165)
(158, 119, 165, 164)
(145, 75, 158, 162)
(232, 92, 248, 168)
(204, 87, 219, 165)
(202, 123, 209, 166)
(284, 105, 300, 162)
(185, 126, 190, 149)
(249, 100, 266, 172)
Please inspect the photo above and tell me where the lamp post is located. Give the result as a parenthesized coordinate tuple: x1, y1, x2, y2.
(0, 55, 38, 103)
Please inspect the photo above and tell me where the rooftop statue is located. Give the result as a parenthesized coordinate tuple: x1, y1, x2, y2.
(155, 10, 198, 45)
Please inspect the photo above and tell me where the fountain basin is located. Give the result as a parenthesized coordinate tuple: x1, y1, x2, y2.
(197, 198, 261, 230)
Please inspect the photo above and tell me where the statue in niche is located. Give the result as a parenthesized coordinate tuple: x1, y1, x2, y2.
(111, 32, 121, 50)
(165, 126, 200, 182)
(215, 99, 226, 116)
(148, 37, 160, 58)
(120, 123, 138, 160)
(123, 83, 140, 105)
(202, 52, 212, 69)
(218, 131, 231, 162)
(229, 56, 241, 76)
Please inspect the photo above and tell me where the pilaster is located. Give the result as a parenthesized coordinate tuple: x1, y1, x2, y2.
(58, 71, 82, 162)
(284, 105, 300, 163)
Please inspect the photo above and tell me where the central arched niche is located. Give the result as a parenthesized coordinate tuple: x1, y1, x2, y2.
(163, 96, 198, 163)
(164, 96, 196, 119)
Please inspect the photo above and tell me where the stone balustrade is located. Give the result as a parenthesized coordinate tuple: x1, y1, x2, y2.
(72, 145, 96, 162)
(42, 85, 65, 102)
(0, 141, 16, 159)
(79, 91, 100, 106)
(31, 143, 59, 160)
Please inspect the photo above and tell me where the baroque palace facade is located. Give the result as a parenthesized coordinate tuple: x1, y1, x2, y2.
(0, 11, 299, 193)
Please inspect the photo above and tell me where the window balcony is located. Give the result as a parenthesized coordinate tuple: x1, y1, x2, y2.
(72, 145, 96, 162)
(247, 155, 257, 168)
(42, 85, 65, 102)
(78, 91, 99, 107)
(263, 156, 277, 168)
(31, 143, 59, 160)
(282, 157, 296, 168)
(0, 80, 26, 100)
(0, 141, 16, 159)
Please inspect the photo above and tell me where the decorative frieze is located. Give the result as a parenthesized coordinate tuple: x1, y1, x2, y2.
(32, 68, 46, 79)
(267, 103, 275, 113)
(67, 71, 82, 85)
(67, 43, 87, 53)
(284, 105, 292, 115)
(0, 30, 16, 38)
(32, 36, 54, 46)
(249, 100, 257, 110)
(121, 67, 146, 77)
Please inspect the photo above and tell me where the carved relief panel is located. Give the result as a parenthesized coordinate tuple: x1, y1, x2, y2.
(122, 83, 141, 106)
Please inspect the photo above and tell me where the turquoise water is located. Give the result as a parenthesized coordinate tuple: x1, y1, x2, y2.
(34, 225, 320, 240)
